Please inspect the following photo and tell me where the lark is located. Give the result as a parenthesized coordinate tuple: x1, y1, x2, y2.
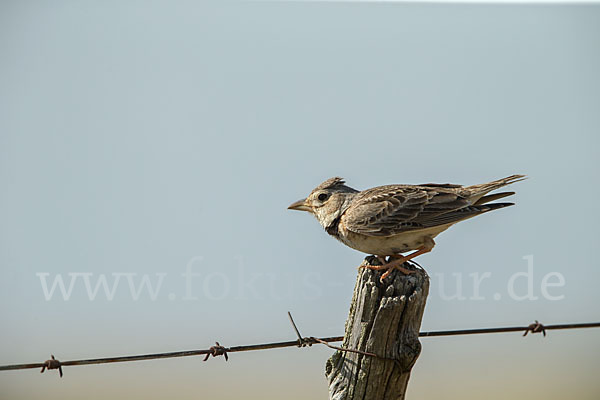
(288, 175, 525, 281)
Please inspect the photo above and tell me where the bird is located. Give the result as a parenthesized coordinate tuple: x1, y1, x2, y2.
(288, 175, 526, 281)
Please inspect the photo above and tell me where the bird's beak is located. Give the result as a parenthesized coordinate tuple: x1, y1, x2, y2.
(287, 198, 312, 212)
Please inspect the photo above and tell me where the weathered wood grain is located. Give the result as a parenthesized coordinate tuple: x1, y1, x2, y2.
(326, 257, 430, 400)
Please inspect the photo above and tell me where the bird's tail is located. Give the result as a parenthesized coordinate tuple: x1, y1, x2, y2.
(474, 191, 515, 206)
(467, 174, 526, 204)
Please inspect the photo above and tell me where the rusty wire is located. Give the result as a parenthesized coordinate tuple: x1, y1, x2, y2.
(287, 312, 378, 358)
(0, 318, 598, 377)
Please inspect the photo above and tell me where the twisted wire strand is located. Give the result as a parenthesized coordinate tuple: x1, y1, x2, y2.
(1, 321, 598, 375)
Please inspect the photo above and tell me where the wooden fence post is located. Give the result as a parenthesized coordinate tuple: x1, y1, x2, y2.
(325, 256, 430, 400)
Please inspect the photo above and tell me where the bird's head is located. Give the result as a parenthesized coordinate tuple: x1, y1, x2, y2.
(287, 177, 358, 229)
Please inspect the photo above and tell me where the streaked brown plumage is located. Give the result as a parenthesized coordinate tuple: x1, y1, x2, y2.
(288, 175, 526, 281)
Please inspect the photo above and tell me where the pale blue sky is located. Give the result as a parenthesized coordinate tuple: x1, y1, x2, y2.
(1, 1, 599, 399)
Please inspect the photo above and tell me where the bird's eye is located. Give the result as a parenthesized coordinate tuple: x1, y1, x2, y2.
(317, 193, 329, 201)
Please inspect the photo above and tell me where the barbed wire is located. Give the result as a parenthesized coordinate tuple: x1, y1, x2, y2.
(1, 315, 598, 378)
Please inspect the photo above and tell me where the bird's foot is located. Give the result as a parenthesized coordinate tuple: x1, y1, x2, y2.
(376, 239, 435, 281)
(359, 256, 415, 282)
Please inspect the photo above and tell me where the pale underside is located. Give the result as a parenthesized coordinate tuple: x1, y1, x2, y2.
(336, 220, 453, 255)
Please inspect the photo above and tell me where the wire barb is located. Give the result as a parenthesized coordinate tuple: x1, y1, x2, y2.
(40, 355, 62, 378)
(287, 311, 308, 347)
(203, 342, 229, 362)
(523, 320, 546, 337)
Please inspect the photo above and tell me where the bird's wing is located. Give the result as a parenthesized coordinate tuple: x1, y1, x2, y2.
(342, 185, 479, 236)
